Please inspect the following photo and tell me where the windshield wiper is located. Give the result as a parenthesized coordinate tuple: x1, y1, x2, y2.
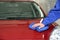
(7, 17, 21, 20)
(7, 17, 38, 20)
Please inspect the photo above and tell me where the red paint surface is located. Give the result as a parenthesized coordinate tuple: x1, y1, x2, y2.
(0, 19, 54, 40)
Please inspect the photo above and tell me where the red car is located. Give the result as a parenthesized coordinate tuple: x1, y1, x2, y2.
(0, 0, 57, 40)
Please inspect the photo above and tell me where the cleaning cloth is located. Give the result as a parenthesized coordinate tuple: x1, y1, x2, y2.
(29, 22, 49, 32)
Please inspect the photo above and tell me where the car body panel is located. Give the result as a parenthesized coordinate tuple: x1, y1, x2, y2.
(0, 19, 54, 40)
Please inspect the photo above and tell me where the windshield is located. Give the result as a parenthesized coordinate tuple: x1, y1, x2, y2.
(0, 2, 44, 20)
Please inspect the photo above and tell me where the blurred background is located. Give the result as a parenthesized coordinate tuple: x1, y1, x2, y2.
(35, 0, 60, 25)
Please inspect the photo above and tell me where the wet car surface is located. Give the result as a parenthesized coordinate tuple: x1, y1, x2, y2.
(0, 0, 55, 40)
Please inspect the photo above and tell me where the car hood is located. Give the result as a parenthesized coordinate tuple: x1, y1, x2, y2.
(0, 19, 41, 30)
(0, 19, 43, 40)
(0, 19, 55, 40)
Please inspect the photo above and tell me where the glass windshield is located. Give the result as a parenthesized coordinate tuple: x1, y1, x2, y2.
(0, 2, 44, 20)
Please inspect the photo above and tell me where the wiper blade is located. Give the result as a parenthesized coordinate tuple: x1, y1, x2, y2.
(7, 17, 37, 20)
(7, 17, 21, 20)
